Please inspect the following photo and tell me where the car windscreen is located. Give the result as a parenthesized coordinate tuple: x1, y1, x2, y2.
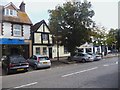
(38, 57, 49, 61)
(10, 55, 26, 63)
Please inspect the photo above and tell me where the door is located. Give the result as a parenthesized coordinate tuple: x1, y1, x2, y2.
(49, 48, 52, 58)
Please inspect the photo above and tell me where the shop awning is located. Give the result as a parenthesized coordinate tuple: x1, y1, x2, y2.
(0, 38, 25, 45)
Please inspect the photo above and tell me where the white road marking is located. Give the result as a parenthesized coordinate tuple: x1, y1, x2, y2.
(13, 82, 38, 88)
(62, 67, 98, 77)
(103, 62, 118, 67)
(103, 64, 109, 67)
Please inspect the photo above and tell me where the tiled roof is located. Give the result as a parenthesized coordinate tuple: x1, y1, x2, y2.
(3, 11, 32, 24)
(31, 20, 50, 32)
(2, 2, 32, 25)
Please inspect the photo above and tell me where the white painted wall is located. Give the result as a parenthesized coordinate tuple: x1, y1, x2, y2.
(49, 34, 52, 44)
(44, 25, 49, 33)
(33, 45, 70, 58)
(3, 22, 12, 37)
(34, 33, 41, 43)
(23, 25, 31, 39)
(37, 24, 43, 32)
(52, 45, 70, 58)
(0, 23, 1, 36)
(2, 22, 30, 39)
(33, 45, 49, 57)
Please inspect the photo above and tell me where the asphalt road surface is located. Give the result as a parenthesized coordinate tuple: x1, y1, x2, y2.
(2, 57, 118, 89)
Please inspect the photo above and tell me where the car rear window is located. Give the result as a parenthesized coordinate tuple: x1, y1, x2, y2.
(38, 57, 49, 61)
(9, 55, 26, 63)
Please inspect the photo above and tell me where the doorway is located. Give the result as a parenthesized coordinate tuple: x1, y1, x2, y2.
(49, 48, 52, 58)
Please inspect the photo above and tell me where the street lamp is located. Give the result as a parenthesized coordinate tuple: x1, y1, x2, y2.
(56, 23, 62, 61)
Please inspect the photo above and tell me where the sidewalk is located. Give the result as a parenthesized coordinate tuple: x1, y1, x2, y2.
(103, 53, 119, 59)
(51, 53, 119, 66)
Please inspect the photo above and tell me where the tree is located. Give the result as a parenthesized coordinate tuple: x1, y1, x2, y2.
(90, 26, 107, 46)
(48, 1, 95, 56)
(117, 29, 120, 51)
(106, 28, 118, 51)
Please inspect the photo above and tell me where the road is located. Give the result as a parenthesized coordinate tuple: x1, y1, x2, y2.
(2, 57, 118, 89)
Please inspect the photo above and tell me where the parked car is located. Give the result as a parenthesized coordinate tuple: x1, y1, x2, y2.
(68, 53, 94, 63)
(1, 55, 29, 75)
(27, 55, 51, 69)
(87, 52, 102, 61)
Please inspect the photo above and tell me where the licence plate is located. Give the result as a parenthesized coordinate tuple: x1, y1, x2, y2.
(43, 62, 47, 64)
(17, 68, 24, 71)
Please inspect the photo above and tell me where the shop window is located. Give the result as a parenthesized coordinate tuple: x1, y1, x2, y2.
(36, 47, 40, 55)
(43, 47, 47, 55)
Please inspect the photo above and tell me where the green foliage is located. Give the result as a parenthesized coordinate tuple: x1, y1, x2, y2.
(91, 26, 107, 46)
(106, 28, 118, 47)
(48, 1, 95, 55)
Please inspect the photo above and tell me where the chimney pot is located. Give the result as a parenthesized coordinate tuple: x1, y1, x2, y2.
(19, 2, 25, 12)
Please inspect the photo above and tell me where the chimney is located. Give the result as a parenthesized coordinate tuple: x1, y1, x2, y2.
(19, 1, 25, 12)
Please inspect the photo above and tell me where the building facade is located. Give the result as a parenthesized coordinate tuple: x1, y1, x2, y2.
(32, 20, 70, 58)
(31, 20, 53, 58)
(0, 2, 32, 59)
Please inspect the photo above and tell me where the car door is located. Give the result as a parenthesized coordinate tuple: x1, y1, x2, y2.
(77, 54, 83, 61)
(73, 54, 79, 61)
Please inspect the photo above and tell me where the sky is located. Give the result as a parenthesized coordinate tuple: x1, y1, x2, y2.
(0, 0, 119, 30)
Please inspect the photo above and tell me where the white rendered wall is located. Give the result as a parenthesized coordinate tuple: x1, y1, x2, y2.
(33, 45, 49, 57)
(52, 45, 70, 58)
(23, 25, 31, 39)
(3, 22, 12, 37)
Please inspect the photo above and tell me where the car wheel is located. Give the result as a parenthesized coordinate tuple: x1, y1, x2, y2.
(34, 65, 38, 70)
(82, 59, 86, 63)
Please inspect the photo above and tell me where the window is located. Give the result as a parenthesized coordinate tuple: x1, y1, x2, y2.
(42, 34, 48, 41)
(13, 25, 22, 36)
(10, 10, 13, 15)
(36, 47, 40, 54)
(6, 9, 9, 15)
(4, 9, 17, 16)
(64, 47, 69, 54)
(43, 47, 47, 55)
(78, 48, 84, 52)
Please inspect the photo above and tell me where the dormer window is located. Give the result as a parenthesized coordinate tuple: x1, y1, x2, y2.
(6, 9, 9, 15)
(4, 8, 17, 16)
(10, 9, 13, 15)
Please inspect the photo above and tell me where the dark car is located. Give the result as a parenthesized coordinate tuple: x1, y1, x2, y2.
(1, 55, 29, 75)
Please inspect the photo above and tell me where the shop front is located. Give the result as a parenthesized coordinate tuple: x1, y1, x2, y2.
(0, 38, 30, 59)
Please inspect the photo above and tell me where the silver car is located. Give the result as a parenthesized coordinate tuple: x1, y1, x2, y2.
(27, 55, 51, 69)
(70, 53, 93, 63)
(87, 52, 102, 61)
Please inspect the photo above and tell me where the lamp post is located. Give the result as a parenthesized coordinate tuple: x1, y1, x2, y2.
(56, 34, 59, 61)
(56, 22, 61, 61)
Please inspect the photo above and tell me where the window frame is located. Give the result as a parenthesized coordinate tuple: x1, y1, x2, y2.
(43, 47, 47, 55)
(13, 24, 22, 37)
